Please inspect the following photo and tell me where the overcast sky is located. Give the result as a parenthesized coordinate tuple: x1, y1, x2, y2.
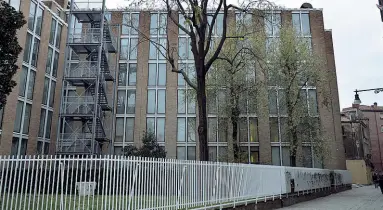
(106, 0, 383, 109)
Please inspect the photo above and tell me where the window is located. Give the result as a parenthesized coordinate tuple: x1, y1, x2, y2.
(31, 38, 40, 67)
(35, 7, 43, 36)
(28, 2, 36, 31)
(49, 81, 56, 107)
(249, 118, 258, 142)
(250, 147, 259, 164)
(46, 48, 53, 74)
(117, 90, 136, 114)
(49, 19, 57, 45)
(239, 118, 248, 142)
(23, 34, 32, 63)
(42, 78, 49, 105)
(27, 70, 36, 100)
(270, 118, 279, 142)
(269, 89, 277, 115)
(38, 109, 46, 137)
(37, 141, 49, 155)
(11, 137, 27, 156)
(303, 146, 312, 168)
(208, 118, 217, 142)
(122, 13, 139, 35)
(149, 38, 167, 60)
(126, 90, 136, 114)
(265, 13, 281, 36)
(177, 118, 186, 142)
(22, 104, 32, 134)
(177, 90, 186, 114)
(157, 118, 165, 142)
(19, 66, 28, 97)
(120, 39, 129, 60)
(125, 118, 134, 142)
(115, 118, 124, 142)
(308, 89, 318, 116)
(236, 13, 252, 33)
(148, 64, 166, 86)
(55, 24, 62, 49)
(7, 0, 21, 10)
(208, 146, 217, 162)
(115, 117, 135, 143)
(272, 147, 281, 166)
(292, 13, 311, 36)
(52, 51, 59, 77)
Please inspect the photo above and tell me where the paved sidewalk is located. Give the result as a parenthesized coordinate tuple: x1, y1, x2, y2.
(279, 186, 383, 210)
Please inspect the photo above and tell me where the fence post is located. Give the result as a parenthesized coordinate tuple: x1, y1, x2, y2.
(176, 165, 187, 209)
(127, 162, 140, 210)
(59, 162, 64, 210)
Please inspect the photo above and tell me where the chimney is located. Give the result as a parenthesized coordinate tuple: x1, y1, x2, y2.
(374, 102, 378, 108)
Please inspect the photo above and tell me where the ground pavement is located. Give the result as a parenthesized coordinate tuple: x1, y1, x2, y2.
(279, 186, 383, 210)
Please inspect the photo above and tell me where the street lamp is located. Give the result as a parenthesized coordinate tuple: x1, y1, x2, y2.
(353, 88, 383, 105)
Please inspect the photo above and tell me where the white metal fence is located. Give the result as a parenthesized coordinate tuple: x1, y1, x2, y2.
(0, 156, 351, 210)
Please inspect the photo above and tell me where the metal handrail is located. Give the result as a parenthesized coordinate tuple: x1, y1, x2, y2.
(69, 28, 101, 44)
(66, 61, 98, 78)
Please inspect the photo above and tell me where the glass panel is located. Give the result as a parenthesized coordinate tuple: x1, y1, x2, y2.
(179, 15, 186, 34)
(22, 103, 31, 134)
(115, 118, 124, 142)
(49, 81, 56, 107)
(131, 13, 139, 35)
(146, 117, 155, 133)
(52, 51, 58, 77)
(177, 118, 186, 142)
(46, 48, 53, 74)
(120, 39, 129, 60)
(250, 147, 259, 164)
(177, 146, 186, 160)
(127, 90, 136, 114)
(38, 109, 46, 137)
(282, 147, 291, 166)
(9, 0, 21, 10)
(158, 64, 167, 86)
(35, 7, 43, 36)
(125, 118, 134, 142)
(188, 39, 193, 59)
(301, 14, 311, 36)
(55, 24, 62, 48)
(187, 147, 196, 160)
(218, 146, 228, 162)
(19, 66, 28, 97)
(31, 38, 40, 67)
(269, 117, 279, 142)
(280, 118, 289, 142)
(148, 64, 156, 86)
(177, 64, 185, 86)
(178, 38, 187, 59)
(239, 118, 248, 142)
(27, 70, 35, 100)
(265, 14, 272, 36)
(308, 89, 318, 115)
(218, 118, 228, 142)
(157, 90, 166, 114)
(159, 13, 167, 34)
(208, 146, 217, 162)
(159, 38, 167, 60)
(122, 14, 130, 34)
(149, 41, 157, 60)
(28, 2, 36, 31)
(292, 13, 301, 35)
(208, 118, 217, 142)
(268, 89, 277, 115)
(114, 146, 123, 155)
(207, 90, 217, 114)
(37, 141, 43, 155)
(187, 118, 196, 142)
(147, 90, 155, 114)
(23, 33, 32, 63)
(49, 19, 57, 45)
(272, 147, 281, 166)
(216, 14, 223, 35)
(273, 13, 281, 36)
(303, 146, 312, 168)
(118, 64, 127, 86)
(117, 90, 126, 114)
(45, 110, 52, 138)
(157, 118, 165, 142)
(130, 38, 138, 59)
(128, 64, 137, 86)
(150, 13, 158, 35)
(177, 90, 186, 114)
(14, 101, 23, 132)
(187, 93, 196, 114)
(278, 90, 287, 115)
(249, 118, 258, 142)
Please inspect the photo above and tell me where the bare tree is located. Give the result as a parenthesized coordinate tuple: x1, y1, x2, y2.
(123, 0, 272, 160)
(266, 26, 328, 167)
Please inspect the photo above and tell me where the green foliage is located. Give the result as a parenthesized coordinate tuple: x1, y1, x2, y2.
(0, 2, 26, 109)
(123, 132, 166, 158)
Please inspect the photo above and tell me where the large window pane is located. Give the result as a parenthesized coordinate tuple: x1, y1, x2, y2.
(120, 39, 129, 60)
(49, 19, 57, 45)
(303, 146, 312, 168)
(270, 117, 279, 142)
(117, 90, 126, 114)
(122, 14, 130, 34)
(19, 66, 28, 97)
(239, 118, 248, 142)
(177, 146, 186, 160)
(147, 90, 156, 114)
(177, 90, 186, 113)
(31, 38, 40, 67)
(125, 118, 134, 142)
(11, 137, 27, 156)
(42, 78, 49, 105)
(55, 24, 62, 48)
(187, 93, 196, 114)
(187, 118, 196, 142)
(148, 64, 156, 86)
(131, 13, 139, 35)
(208, 146, 217, 162)
(27, 70, 35, 100)
(150, 14, 158, 35)
(178, 38, 187, 59)
(127, 90, 136, 114)
(23, 33, 32, 63)
(159, 14, 167, 35)
(9, 0, 21, 10)
(146, 118, 155, 133)
(118, 64, 127, 86)
(250, 147, 259, 164)
(216, 14, 223, 35)
(38, 109, 46, 137)
(159, 38, 167, 60)
(269, 89, 277, 115)
(149, 42, 156, 60)
(158, 64, 166, 86)
(177, 118, 186, 142)
(28, 2, 36, 31)
(128, 64, 137, 86)
(157, 118, 165, 142)
(282, 147, 291, 166)
(49, 81, 56, 107)
(218, 118, 228, 142)
(301, 14, 311, 36)
(22, 103, 32, 134)
(115, 118, 124, 142)
(14, 101, 23, 133)
(273, 14, 281, 36)
(308, 89, 318, 115)
(272, 147, 281, 166)
(52, 51, 59, 77)
(46, 48, 53, 74)
(35, 7, 43, 36)
(46, 110, 52, 138)
(249, 118, 258, 142)
(292, 13, 301, 35)
(187, 146, 196, 160)
(130, 38, 138, 59)
(280, 118, 289, 142)
(157, 90, 166, 114)
(208, 118, 217, 142)
(278, 90, 287, 115)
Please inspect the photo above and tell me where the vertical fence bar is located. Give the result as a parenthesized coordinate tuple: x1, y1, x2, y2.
(14, 156, 23, 209)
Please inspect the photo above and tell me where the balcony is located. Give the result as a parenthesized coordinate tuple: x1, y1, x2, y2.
(61, 96, 102, 118)
(57, 133, 102, 155)
(68, 28, 117, 54)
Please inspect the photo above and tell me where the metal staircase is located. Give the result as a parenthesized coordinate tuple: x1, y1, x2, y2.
(57, 0, 117, 155)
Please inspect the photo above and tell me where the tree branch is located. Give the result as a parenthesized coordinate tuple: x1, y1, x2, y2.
(204, 0, 224, 56)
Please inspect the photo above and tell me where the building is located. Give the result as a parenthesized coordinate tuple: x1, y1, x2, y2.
(0, 0, 346, 169)
(0, 0, 67, 155)
(343, 103, 383, 171)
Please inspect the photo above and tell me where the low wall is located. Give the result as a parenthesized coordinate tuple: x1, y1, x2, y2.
(346, 160, 372, 185)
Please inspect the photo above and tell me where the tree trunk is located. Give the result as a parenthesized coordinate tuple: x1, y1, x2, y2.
(197, 72, 209, 161)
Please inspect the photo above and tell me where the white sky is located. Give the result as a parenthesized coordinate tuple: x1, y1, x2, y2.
(105, 0, 383, 109)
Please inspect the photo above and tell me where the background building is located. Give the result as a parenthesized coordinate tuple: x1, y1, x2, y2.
(0, 0, 346, 169)
(0, 0, 67, 156)
(344, 103, 383, 171)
